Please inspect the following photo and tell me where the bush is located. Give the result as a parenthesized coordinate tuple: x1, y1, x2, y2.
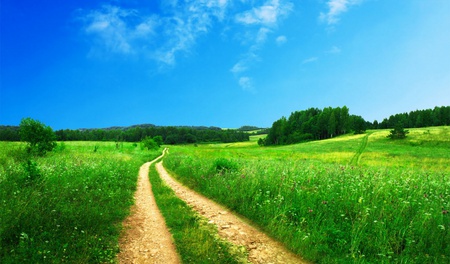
(19, 117, 56, 156)
(140, 136, 159, 150)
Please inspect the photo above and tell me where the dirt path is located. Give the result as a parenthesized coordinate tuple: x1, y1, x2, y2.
(118, 150, 180, 264)
(156, 161, 309, 264)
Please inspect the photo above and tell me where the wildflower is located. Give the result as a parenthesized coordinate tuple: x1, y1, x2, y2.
(308, 208, 313, 213)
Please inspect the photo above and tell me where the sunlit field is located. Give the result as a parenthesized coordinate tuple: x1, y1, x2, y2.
(0, 141, 161, 263)
(164, 127, 450, 263)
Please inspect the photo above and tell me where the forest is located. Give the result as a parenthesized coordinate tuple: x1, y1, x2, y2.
(1, 106, 449, 145)
(262, 105, 450, 146)
(0, 125, 250, 144)
(263, 106, 365, 146)
(374, 106, 450, 129)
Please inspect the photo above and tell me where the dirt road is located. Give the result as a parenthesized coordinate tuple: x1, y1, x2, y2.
(156, 161, 309, 264)
(119, 149, 308, 263)
(118, 150, 180, 264)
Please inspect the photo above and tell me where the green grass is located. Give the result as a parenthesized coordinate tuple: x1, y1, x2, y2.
(0, 141, 161, 263)
(148, 163, 248, 263)
(2, 127, 448, 263)
(163, 127, 450, 263)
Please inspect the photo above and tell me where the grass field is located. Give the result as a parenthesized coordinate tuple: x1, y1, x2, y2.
(163, 127, 450, 263)
(1, 127, 448, 263)
(0, 141, 161, 263)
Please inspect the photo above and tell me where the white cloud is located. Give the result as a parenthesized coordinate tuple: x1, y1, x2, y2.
(230, 1, 293, 90)
(83, 5, 139, 54)
(276, 35, 287, 45)
(236, 0, 293, 26)
(231, 61, 248, 74)
(238, 76, 255, 92)
(256, 27, 271, 44)
(302, 57, 318, 64)
(80, 0, 293, 90)
(327, 45, 341, 54)
(134, 18, 158, 37)
(319, 0, 361, 25)
(81, 2, 228, 64)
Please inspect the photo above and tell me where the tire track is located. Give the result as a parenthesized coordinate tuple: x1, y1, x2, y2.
(118, 149, 180, 264)
(155, 161, 309, 264)
(350, 133, 371, 166)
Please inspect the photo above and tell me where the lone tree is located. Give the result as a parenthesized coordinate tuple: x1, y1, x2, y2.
(388, 122, 409, 139)
(19, 117, 57, 156)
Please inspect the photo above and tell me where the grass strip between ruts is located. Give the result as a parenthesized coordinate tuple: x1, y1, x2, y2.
(148, 162, 248, 264)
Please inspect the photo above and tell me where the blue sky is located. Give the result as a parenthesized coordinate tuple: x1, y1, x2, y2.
(1, 0, 449, 129)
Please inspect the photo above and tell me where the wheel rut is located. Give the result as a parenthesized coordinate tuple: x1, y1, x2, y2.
(155, 161, 309, 264)
(118, 150, 180, 264)
(350, 132, 372, 165)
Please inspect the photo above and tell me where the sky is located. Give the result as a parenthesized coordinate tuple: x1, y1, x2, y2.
(1, 0, 449, 130)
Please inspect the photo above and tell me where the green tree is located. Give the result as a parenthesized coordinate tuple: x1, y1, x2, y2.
(350, 115, 367, 134)
(328, 112, 337, 138)
(388, 122, 409, 139)
(19, 117, 57, 156)
(338, 106, 350, 134)
(265, 117, 287, 145)
(257, 137, 266, 146)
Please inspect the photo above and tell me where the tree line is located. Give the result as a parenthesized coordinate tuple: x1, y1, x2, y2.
(261, 106, 368, 146)
(1, 106, 449, 144)
(0, 124, 249, 144)
(372, 106, 450, 129)
(262, 105, 450, 146)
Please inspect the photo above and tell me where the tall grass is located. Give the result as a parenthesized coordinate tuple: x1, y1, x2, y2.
(164, 127, 450, 263)
(0, 141, 161, 263)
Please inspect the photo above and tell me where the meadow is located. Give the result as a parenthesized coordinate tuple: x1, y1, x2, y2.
(163, 127, 450, 263)
(1, 127, 448, 263)
(0, 141, 160, 263)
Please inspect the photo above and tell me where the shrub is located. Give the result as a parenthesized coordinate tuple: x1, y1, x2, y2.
(19, 117, 56, 156)
(141, 136, 159, 150)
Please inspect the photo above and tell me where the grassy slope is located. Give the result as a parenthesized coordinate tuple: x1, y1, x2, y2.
(0, 141, 161, 263)
(163, 127, 450, 264)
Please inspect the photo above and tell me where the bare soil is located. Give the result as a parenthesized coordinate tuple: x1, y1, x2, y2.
(155, 161, 309, 264)
(118, 152, 180, 264)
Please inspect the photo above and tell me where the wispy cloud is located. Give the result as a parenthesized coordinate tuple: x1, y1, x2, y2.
(80, 2, 227, 65)
(326, 45, 341, 54)
(235, 0, 293, 26)
(302, 57, 318, 64)
(232, 0, 294, 91)
(230, 61, 248, 74)
(319, 0, 361, 25)
(82, 5, 146, 54)
(276, 35, 287, 45)
(80, 0, 293, 90)
(238, 76, 255, 93)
